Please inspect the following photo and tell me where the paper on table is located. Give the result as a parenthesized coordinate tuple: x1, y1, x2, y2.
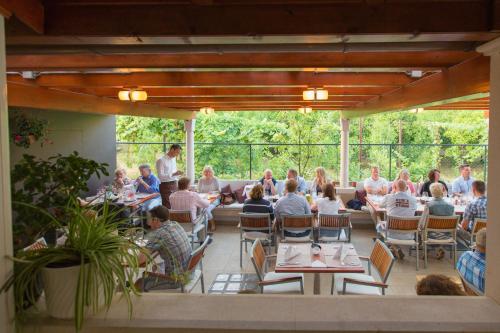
(325, 255, 362, 268)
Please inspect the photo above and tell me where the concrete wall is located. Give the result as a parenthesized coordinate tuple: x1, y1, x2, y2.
(9, 108, 116, 194)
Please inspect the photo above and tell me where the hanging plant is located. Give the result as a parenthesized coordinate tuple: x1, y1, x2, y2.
(9, 113, 51, 148)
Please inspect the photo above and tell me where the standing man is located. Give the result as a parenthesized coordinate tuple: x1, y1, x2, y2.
(451, 164, 474, 196)
(364, 166, 388, 195)
(156, 144, 183, 209)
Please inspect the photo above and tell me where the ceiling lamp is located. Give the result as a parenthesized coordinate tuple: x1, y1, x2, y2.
(298, 107, 313, 114)
(118, 89, 148, 102)
(302, 88, 329, 101)
(200, 107, 215, 115)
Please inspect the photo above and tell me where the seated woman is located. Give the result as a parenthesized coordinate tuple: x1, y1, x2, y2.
(242, 184, 274, 221)
(112, 168, 131, 191)
(310, 167, 329, 195)
(420, 169, 449, 197)
(392, 169, 416, 195)
(311, 182, 341, 238)
(197, 165, 221, 193)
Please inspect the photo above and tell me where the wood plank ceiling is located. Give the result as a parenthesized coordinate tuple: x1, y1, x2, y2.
(3, 0, 500, 118)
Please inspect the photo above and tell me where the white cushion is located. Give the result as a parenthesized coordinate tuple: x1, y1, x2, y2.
(425, 238, 456, 244)
(262, 272, 303, 294)
(384, 238, 417, 246)
(284, 236, 312, 242)
(243, 231, 271, 241)
(334, 273, 382, 296)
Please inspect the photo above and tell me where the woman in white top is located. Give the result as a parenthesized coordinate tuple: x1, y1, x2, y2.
(310, 167, 330, 194)
(197, 165, 221, 193)
(311, 182, 341, 238)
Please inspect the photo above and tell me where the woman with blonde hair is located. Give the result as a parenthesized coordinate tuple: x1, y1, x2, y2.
(310, 167, 330, 194)
(198, 165, 221, 193)
(392, 169, 416, 195)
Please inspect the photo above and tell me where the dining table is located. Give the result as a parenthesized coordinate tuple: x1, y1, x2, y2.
(274, 242, 365, 295)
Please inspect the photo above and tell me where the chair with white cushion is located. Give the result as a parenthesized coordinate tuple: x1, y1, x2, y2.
(250, 239, 304, 294)
(239, 213, 273, 267)
(380, 215, 421, 270)
(169, 209, 207, 248)
(333, 240, 395, 295)
(281, 214, 314, 243)
(422, 215, 460, 268)
(317, 213, 352, 243)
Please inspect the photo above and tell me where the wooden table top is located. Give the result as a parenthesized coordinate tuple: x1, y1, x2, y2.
(274, 243, 365, 274)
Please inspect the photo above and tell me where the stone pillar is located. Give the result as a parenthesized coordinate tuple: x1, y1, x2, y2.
(339, 118, 350, 188)
(0, 17, 14, 333)
(184, 119, 196, 184)
(477, 38, 500, 302)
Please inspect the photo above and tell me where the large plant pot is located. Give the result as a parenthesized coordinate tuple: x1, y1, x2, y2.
(41, 264, 104, 319)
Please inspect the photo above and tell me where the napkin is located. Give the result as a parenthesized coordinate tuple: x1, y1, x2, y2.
(311, 260, 327, 268)
(284, 246, 300, 261)
(340, 244, 349, 262)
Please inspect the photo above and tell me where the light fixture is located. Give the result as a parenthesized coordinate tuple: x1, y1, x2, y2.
(302, 88, 329, 101)
(200, 107, 215, 115)
(298, 106, 313, 114)
(118, 89, 148, 102)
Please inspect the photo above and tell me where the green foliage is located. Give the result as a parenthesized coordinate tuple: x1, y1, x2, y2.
(11, 152, 109, 250)
(9, 113, 50, 148)
(116, 109, 488, 183)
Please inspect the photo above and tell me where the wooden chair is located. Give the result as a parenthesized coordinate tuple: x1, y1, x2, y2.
(422, 215, 460, 268)
(280, 214, 314, 243)
(169, 209, 207, 248)
(239, 213, 273, 267)
(141, 236, 210, 293)
(469, 219, 487, 249)
(317, 213, 352, 243)
(380, 215, 421, 270)
(333, 240, 395, 295)
(250, 239, 304, 294)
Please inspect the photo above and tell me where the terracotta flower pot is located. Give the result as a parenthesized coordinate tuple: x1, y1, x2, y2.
(28, 134, 36, 145)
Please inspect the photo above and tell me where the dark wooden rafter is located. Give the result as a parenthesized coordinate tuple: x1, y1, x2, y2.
(0, 0, 44, 34)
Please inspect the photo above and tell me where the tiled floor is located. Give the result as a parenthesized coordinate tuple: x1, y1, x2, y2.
(191, 225, 462, 296)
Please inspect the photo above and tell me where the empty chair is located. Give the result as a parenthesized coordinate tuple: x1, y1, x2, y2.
(239, 213, 273, 267)
(250, 239, 304, 294)
(281, 214, 314, 243)
(422, 215, 460, 268)
(380, 215, 421, 270)
(317, 213, 352, 243)
(141, 236, 210, 293)
(169, 209, 207, 248)
(333, 240, 395, 295)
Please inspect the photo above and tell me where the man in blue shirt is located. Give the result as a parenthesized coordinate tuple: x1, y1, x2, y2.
(275, 179, 311, 238)
(451, 164, 474, 196)
(457, 228, 486, 294)
(286, 169, 307, 194)
(136, 164, 161, 211)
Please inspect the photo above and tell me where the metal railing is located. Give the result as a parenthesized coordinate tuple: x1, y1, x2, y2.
(116, 142, 488, 182)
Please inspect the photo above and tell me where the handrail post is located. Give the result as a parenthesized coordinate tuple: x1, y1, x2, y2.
(249, 144, 252, 180)
(388, 144, 393, 180)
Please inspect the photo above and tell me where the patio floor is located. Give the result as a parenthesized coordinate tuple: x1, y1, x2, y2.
(188, 225, 461, 296)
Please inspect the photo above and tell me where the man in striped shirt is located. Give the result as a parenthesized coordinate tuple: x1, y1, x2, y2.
(169, 177, 210, 221)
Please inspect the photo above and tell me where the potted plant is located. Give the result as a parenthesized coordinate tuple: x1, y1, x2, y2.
(1, 199, 150, 331)
(9, 113, 51, 148)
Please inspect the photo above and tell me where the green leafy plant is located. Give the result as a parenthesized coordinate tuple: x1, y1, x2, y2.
(11, 152, 109, 251)
(9, 113, 50, 148)
(1, 200, 150, 332)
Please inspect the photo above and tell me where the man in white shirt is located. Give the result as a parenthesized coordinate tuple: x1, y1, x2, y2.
(364, 166, 388, 195)
(156, 144, 183, 208)
(169, 177, 210, 222)
(451, 164, 474, 196)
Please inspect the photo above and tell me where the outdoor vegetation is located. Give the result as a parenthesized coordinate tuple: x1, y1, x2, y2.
(116, 110, 488, 182)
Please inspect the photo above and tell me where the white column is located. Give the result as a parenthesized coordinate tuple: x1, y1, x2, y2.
(339, 118, 350, 188)
(0, 17, 14, 333)
(478, 38, 500, 303)
(184, 119, 196, 184)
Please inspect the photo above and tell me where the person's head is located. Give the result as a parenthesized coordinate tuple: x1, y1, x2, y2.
(263, 169, 273, 180)
(397, 169, 410, 182)
(428, 169, 441, 182)
(148, 205, 170, 230)
(322, 182, 336, 201)
(202, 165, 214, 178)
(168, 144, 182, 158)
(371, 166, 380, 180)
(178, 177, 191, 190)
(416, 274, 465, 296)
(395, 179, 407, 193)
(114, 168, 126, 179)
(249, 184, 264, 201)
(287, 169, 298, 180)
(138, 164, 151, 178)
(430, 182, 444, 199)
(475, 228, 486, 253)
(285, 179, 298, 193)
(472, 180, 486, 197)
(315, 167, 326, 181)
(460, 164, 472, 178)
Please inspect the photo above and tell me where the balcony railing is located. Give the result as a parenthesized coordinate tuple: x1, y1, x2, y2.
(117, 142, 488, 182)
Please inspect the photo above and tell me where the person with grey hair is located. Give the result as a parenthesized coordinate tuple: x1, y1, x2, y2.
(259, 169, 277, 196)
(198, 165, 221, 193)
(135, 164, 162, 211)
(457, 228, 486, 294)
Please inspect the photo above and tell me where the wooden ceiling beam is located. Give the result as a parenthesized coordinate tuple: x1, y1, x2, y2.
(7, 82, 195, 119)
(0, 0, 44, 34)
(6, 72, 415, 88)
(5, 51, 479, 70)
(146, 96, 371, 103)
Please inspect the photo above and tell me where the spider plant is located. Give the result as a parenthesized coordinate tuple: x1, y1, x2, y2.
(1, 199, 151, 331)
